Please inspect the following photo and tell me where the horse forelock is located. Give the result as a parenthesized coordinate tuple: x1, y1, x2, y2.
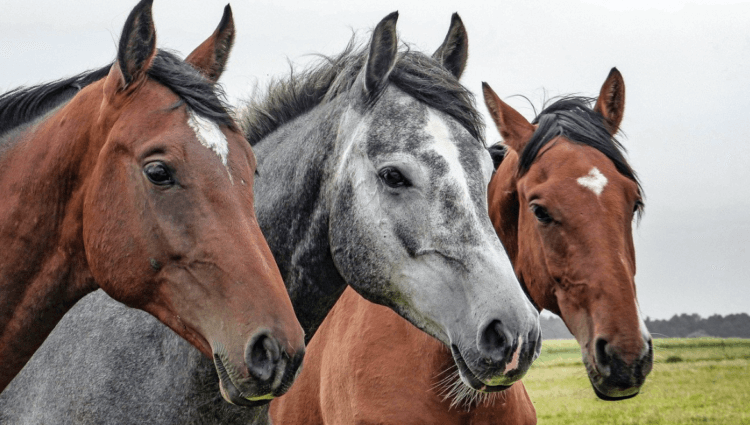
(148, 50, 236, 130)
(239, 38, 484, 147)
(519, 96, 644, 217)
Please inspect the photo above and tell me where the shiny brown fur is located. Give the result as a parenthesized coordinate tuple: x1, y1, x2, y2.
(271, 287, 536, 424)
(0, 1, 304, 402)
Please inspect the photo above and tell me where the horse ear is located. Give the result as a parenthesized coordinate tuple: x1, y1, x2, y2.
(186, 4, 235, 83)
(432, 13, 468, 79)
(114, 0, 156, 89)
(363, 11, 399, 98)
(594, 67, 625, 135)
(482, 82, 535, 153)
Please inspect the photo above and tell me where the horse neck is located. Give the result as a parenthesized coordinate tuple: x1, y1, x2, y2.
(0, 82, 106, 390)
(252, 101, 349, 341)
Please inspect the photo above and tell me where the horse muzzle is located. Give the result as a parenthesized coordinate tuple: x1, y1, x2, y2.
(213, 332, 305, 406)
(450, 320, 542, 393)
(586, 336, 653, 400)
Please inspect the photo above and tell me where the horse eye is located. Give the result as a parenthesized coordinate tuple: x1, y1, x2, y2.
(144, 162, 174, 186)
(378, 167, 410, 188)
(531, 204, 553, 224)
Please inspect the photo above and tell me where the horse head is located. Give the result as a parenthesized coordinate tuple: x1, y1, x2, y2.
(485, 69, 653, 400)
(327, 13, 541, 391)
(82, 1, 304, 405)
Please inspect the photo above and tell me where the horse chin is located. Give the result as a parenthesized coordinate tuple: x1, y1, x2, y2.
(592, 385, 639, 401)
(583, 357, 641, 401)
(214, 352, 274, 407)
(450, 345, 512, 393)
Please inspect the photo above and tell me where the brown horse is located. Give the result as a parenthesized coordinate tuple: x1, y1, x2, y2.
(0, 1, 304, 404)
(271, 68, 652, 424)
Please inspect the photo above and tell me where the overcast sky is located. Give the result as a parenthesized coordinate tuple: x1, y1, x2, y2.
(2, 0, 748, 320)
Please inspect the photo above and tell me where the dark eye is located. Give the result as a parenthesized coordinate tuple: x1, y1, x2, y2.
(633, 200, 644, 214)
(530, 204, 553, 224)
(144, 162, 174, 186)
(379, 167, 410, 188)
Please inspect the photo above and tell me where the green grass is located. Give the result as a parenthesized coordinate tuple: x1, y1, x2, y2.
(524, 338, 750, 424)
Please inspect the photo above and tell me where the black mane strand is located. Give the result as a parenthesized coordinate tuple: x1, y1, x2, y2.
(0, 66, 110, 137)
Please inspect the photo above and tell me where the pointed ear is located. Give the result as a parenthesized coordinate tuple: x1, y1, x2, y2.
(594, 67, 625, 135)
(432, 13, 468, 79)
(363, 11, 399, 98)
(115, 0, 157, 89)
(186, 4, 235, 83)
(482, 82, 535, 153)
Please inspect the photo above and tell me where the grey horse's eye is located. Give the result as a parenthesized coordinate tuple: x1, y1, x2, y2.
(378, 166, 410, 188)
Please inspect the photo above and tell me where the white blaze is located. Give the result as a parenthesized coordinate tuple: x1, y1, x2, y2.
(426, 110, 472, 208)
(187, 110, 232, 183)
(577, 167, 608, 196)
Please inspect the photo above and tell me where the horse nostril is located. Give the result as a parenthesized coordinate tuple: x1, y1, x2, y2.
(479, 320, 511, 362)
(245, 333, 281, 382)
(595, 337, 611, 372)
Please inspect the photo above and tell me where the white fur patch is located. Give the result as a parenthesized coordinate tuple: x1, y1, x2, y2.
(504, 335, 523, 374)
(577, 167, 608, 196)
(187, 110, 232, 183)
(426, 110, 472, 207)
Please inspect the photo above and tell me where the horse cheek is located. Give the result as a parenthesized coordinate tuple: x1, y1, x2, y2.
(82, 160, 149, 305)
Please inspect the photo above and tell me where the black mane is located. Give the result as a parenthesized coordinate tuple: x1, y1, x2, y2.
(519, 97, 643, 207)
(239, 40, 484, 146)
(0, 66, 110, 137)
(0, 50, 234, 138)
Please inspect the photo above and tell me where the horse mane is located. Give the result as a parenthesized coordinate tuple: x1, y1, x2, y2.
(0, 50, 235, 139)
(519, 96, 644, 214)
(0, 66, 110, 137)
(239, 39, 484, 146)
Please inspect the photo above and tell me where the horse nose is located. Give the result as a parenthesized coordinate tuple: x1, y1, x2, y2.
(594, 336, 653, 389)
(478, 320, 513, 363)
(245, 331, 306, 395)
(245, 332, 282, 382)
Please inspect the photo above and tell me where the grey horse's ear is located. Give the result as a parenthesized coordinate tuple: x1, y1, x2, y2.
(363, 11, 399, 98)
(433, 13, 468, 79)
(186, 4, 236, 83)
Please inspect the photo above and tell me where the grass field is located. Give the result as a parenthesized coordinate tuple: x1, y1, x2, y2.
(523, 338, 750, 424)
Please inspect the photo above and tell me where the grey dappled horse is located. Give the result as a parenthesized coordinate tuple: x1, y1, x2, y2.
(0, 13, 540, 424)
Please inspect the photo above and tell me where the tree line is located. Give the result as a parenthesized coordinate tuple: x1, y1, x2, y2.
(540, 313, 750, 339)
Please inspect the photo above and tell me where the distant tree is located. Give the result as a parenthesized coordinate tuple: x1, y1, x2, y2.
(644, 313, 750, 338)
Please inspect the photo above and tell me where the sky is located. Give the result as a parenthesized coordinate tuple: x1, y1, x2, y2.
(2, 0, 748, 320)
